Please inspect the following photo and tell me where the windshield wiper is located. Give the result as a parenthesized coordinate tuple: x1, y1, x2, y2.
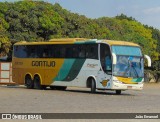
(123, 61, 139, 78)
(123, 60, 130, 77)
(131, 65, 139, 78)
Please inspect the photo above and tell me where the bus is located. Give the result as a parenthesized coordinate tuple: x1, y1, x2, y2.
(12, 38, 151, 94)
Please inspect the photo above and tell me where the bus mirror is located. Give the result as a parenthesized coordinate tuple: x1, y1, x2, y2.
(112, 53, 117, 65)
(144, 55, 151, 67)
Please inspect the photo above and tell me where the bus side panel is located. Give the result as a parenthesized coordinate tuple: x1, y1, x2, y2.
(51, 59, 85, 86)
(12, 58, 65, 86)
(12, 68, 23, 84)
(52, 59, 100, 88)
(77, 59, 100, 87)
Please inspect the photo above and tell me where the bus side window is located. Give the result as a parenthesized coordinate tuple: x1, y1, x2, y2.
(86, 44, 98, 59)
(30, 48, 36, 58)
(14, 46, 27, 58)
(42, 49, 49, 58)
(61, 46, 66, 58)
(72, 45, 79, 58)
(66, 47, 72, 58)
(53, 45, 66, 58)
(26, 46, 37, 58)
(78, 45, 85, 58)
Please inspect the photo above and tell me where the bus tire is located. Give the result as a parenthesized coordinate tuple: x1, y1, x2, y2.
(91, 78, 96, 93)
(34, 76, 46, 90)
(25, 75, 34, 89)
(116, 90, 121, 95)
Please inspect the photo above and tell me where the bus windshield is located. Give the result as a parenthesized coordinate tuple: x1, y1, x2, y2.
(112, 46, 144, 78)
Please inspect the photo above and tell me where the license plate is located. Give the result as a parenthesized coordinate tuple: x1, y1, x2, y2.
(127, 86, 132, 89)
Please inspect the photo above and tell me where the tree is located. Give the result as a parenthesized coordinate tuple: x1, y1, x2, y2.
(95, 16, 159, 61)
(0, 1, 159, 63)
(0, 17, 11, 57)
(115, 13, 136, 21)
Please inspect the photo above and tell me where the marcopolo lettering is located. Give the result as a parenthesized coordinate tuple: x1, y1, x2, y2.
(32, 61, 56, 67)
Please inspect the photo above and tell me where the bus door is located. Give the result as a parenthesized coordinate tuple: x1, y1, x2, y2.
(98, 44, 112, 88)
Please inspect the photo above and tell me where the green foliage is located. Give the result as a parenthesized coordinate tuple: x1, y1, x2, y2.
(115, 13, 136, 21)
(146, 26, 160, 55)
(2, 1, 64, 41)
(52, 3, 112, 39)
(95, 17, 159, 61)
(0, 17, 11, 56)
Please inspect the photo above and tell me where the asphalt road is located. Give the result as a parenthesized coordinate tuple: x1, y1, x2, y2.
(0, 83, 160, 121)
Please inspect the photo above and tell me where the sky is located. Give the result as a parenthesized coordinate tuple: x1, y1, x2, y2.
(1, 0, 160, 29)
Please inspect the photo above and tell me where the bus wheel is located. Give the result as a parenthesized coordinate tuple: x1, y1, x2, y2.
(91, 78, 96, 93)
(34, 76, 46, 90)
(25, 75, 34, 89)
(116, 90, 121, 95)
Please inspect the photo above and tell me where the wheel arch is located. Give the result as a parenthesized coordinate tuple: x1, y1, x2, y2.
(86, 75, 97, 88)
(25, 73, 33, 84)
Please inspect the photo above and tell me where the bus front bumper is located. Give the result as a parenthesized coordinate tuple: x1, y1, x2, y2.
(112, 81, 144, 90)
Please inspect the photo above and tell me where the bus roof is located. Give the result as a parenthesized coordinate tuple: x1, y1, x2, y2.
(102, 40, 140, 47)
(14, 38, 96, 45)
(14, 38, 140, 47)
(49, 38, 87, 42)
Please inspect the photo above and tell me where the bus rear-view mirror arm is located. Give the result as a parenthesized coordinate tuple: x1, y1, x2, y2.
(112, 53, 117, 65)
(144, 55, 151, 67)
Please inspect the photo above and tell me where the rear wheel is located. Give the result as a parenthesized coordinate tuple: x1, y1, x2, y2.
(91, 78, 96, 93)
(34, 76, 46, 90)
(25, 75, 34, 89)
(116, 90, 121, 95)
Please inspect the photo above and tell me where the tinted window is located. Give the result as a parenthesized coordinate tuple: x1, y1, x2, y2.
(14, 46, 27, 58)
(14, 44, 98, 59)
(86, 44, 98, 59)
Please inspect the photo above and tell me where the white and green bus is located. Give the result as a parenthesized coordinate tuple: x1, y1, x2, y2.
(12, 38, 151, 94)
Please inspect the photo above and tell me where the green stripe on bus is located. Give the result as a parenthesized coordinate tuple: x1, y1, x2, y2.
(84, 41, 96, 44)
(132, 78, 143, 82)
(62, 59, 86, 81)
(53, 59, 75, 81)
(74, 40, 96, 44)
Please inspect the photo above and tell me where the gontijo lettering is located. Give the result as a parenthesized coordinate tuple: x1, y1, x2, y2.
(32, 61, 55, 67)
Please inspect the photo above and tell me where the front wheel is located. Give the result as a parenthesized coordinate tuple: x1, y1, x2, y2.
(91, 78, 96, 93)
